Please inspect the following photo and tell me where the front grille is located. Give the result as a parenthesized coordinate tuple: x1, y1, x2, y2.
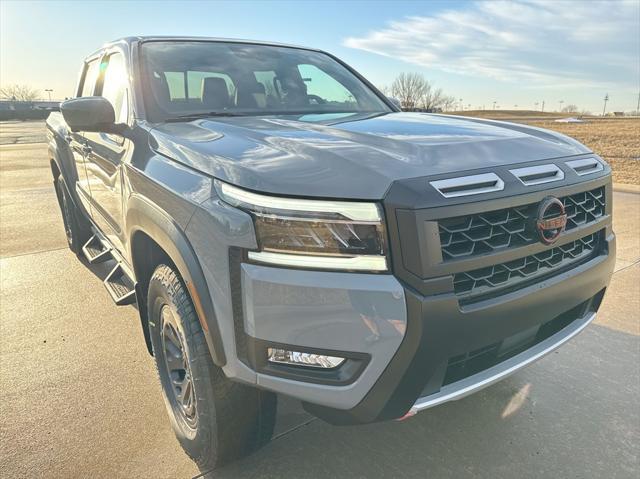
(439, 187, 605, 261)
(453, 231, 601, 298)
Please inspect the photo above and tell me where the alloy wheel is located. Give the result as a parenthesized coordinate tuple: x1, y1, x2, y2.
(160, 305, 198, 429)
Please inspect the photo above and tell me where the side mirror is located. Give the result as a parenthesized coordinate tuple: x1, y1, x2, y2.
(387, 97, 402, 109)
(61, 96, 124, 133)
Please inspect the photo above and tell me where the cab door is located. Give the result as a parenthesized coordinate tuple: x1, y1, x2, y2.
(71, 58, 102, 215)
(83, 52, 130, 254)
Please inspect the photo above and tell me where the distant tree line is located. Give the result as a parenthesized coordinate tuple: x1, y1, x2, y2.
(0, 84, 41, 102)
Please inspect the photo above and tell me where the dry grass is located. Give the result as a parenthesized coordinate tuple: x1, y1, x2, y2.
(524, 118, 640, 185)
(448, 109, 561, 119)
(452, 112, 640, 185)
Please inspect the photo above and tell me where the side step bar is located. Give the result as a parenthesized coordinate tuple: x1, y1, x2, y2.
(81, 234, 137, 306)
(104, 264, 137, 305)
(82, 235, 112, 264)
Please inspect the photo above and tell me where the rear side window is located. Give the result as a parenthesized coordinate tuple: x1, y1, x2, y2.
(80, 60, 100, 97)
(100, 53, 129, 123)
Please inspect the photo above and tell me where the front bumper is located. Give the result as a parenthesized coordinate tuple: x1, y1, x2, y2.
(237, 230, 614, 424)
(408, 309, 595, 416)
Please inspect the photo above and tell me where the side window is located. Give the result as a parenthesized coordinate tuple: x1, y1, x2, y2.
(80, 60, 100, 97)
(297, 64, 356, 106)
(100, 53, 129, 123)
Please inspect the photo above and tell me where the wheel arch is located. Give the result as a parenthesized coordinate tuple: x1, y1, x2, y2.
(47, 130, 84, 214)
(127, 194, 226, 366)
(50, 157, 61, 179)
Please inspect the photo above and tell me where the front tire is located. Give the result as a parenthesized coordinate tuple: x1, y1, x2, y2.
(148, 264, 277, 470)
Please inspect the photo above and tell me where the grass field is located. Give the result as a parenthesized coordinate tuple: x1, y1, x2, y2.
(451, 111, 639, 185)
(525, 119, 639, 185)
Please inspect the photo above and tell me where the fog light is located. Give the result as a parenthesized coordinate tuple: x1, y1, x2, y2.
(267, 348, 345, 369)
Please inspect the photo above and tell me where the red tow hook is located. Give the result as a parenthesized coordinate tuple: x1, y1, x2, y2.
(396, 409, 417, 421)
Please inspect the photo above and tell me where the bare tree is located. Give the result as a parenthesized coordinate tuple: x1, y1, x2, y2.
(0, 84, 41, 101)
(390, 72, 455, 112)
(561, 104, 579, 113)
(378, 84, 392, 96)
(441, 95, 457, 112)
(421, 85, 446, 111)
(391, 73, 429, 109)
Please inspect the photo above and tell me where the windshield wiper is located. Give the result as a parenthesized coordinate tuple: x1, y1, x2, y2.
(165, 111, 244, 122)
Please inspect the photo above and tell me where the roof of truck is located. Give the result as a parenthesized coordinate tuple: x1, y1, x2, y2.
(88, 36, 319, 59)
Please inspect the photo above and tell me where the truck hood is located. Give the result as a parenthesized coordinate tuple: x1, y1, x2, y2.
(149, 112, 590, 200)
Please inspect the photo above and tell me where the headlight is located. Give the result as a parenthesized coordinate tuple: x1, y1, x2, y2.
(215, 181, 388, 272)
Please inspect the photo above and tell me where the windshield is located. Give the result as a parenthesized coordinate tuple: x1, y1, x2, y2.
(140, 41, 391, 121)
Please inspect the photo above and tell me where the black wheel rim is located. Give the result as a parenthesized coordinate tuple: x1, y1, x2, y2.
(160, 305, 198, 429)
(58, 181, 73, 245)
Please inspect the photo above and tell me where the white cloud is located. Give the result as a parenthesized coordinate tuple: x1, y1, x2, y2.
(344, 0, 639, 90)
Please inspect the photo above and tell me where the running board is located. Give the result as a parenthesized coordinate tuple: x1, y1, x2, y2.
(104, 264, 137, 306)
(82, 235, 112, 264)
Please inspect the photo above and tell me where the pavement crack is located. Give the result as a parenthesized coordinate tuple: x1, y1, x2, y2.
(1, 246, 68, 260)
(612, 258, 640, 275)
(272, 417, 318, 441)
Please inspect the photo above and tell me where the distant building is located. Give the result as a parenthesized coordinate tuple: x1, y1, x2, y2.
(0, 100, 59, 120)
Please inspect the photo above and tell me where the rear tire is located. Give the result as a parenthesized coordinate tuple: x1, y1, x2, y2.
(54, 176, 91, 256)
(148, 264, 277, 470)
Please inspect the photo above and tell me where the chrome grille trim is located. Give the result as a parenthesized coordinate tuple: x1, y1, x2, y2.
(509, 164, 564, 186)
(430, 173, 504, 198)
(566, 157, 604, 176)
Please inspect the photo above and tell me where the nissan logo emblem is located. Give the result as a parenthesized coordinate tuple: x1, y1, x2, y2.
(535, 196, 567, 245)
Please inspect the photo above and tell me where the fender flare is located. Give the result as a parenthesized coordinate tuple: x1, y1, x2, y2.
(48, 137, 74, 191)
(47, 130, 89, 219)
(127, 194, 227, 366)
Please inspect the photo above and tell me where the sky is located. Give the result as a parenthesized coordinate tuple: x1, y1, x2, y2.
(1, 0, 638, 112)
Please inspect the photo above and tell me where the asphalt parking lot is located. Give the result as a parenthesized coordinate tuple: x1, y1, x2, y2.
(1, 121, 638, 478)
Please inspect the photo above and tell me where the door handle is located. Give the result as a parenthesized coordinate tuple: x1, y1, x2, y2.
(82, 144, 92, 155)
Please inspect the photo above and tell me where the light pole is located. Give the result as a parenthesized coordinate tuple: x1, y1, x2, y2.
(44, 89, 53, 101)
(459, 98, 463, 111)
(559, 100, 564, 112)
(492, 101, 497, 110)
(602, 93, 609, 116)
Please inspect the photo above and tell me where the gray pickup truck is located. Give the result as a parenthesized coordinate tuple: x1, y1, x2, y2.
(46, 36, 615, 469)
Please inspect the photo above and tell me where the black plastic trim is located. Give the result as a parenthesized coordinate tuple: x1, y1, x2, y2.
(126, 194, 227, 366)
